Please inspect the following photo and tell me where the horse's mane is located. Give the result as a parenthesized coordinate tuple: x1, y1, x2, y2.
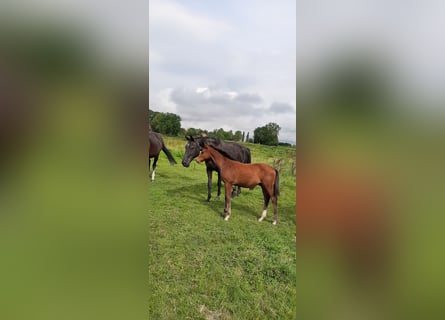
(207, 144, 235, 160)
(196, 136, 222, 147)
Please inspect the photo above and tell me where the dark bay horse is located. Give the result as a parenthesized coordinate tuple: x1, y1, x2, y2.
(149, 131, 177, 181)
(181, 135, 251, 201)
(196, 144, 279, 224)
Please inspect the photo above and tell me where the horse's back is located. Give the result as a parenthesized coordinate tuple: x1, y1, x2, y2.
(149, 131, 163, 156)
(228, 162, 275, 187)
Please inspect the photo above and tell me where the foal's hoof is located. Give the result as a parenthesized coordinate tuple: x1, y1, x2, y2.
(215, 196, 220, 201)
(272, 221, 277, 225)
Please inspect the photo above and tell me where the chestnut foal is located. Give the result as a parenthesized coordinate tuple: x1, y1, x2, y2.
(196, 144, 280, 224)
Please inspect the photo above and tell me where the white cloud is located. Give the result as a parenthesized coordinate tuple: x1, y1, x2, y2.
(149, 0, 233, 42)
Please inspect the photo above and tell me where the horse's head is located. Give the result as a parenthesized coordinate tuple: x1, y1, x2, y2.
(182, 135, 201, 167)
(196, 144, 211, 164)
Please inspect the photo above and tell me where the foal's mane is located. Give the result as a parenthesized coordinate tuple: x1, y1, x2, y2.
(205, 143, 234, 160)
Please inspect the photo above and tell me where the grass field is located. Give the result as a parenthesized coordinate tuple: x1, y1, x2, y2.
(148, 136, 296, 319)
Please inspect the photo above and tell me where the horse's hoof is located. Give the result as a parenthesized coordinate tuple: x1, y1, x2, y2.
(215, 196, 220, 201)
(272, 221, 277, 225)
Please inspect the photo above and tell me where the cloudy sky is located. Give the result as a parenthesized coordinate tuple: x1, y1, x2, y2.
(149, 0, 297, 143)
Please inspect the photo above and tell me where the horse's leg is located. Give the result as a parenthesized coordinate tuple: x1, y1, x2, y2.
(271, 195, 278, 225)
(151, 156, 158, 182)
(224, 182, 232, 221)
(206, 167, 213, 202)
(215, 169, 221, 201)
(258, 185, 270, 222)
(231, 185, 238, 198)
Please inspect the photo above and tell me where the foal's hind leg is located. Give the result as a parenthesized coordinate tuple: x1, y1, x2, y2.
(258, 185, 270, 222)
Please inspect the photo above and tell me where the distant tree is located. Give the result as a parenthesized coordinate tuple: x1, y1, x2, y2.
(214, 128, 226, 139)
(242, 131, 245, 142)
(185, 128, 200, 137)
(253, 122, 281, 146)
(148, 110, 158, 128)
(178, 127, 186, 137)
(151, 112, 181, 135)
(246, 132, 250, 142)
(233, 130, 242, 142)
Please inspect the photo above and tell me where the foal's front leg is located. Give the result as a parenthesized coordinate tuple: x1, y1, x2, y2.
(216, 170, 222, 201)
(224, 183, 232, 221)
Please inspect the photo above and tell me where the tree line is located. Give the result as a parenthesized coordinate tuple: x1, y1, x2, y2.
(149, 109, 286, 146)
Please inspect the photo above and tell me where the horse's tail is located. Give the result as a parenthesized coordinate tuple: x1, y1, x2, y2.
(274, 169, 280, 197)
(161, 143, 177, 165)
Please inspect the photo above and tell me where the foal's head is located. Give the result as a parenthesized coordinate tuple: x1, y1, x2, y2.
(196, 144, 212, 164)
(182, 135, 201, 167)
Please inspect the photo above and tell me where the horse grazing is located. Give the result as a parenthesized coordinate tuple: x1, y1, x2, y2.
(148, 131, 177, 181)
(182, 135, 251, 201)
(196, 144, 279, 224)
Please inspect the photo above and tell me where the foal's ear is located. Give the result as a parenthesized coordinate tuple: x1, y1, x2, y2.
(185, 135, 194, 141)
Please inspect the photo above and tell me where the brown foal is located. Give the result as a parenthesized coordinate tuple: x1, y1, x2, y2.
(196, 144, 280, 224)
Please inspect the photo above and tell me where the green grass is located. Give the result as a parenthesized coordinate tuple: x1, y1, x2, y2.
(148, 137, 296, 319)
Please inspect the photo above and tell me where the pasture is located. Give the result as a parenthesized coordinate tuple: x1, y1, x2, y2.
(148, 136, 296, 319)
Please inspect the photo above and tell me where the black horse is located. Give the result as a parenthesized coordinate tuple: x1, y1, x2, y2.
(149, 131, 177, 181)
(182, 135, 251, 201)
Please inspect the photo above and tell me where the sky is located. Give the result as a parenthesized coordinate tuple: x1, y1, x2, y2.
(149, 0, 297, 143)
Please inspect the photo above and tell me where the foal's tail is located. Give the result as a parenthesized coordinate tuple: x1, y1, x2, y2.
(161, 143, 177, 165)
(274, 169, 280, 197)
